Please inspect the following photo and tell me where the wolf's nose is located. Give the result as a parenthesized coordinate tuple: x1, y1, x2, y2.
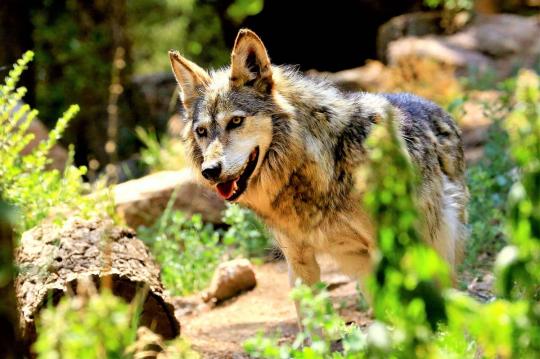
(201, 163, 222, 181)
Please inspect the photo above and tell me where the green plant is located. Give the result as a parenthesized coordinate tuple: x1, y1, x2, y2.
(34, 290, 135, 359)
(138, 201, 272, 295)
(223, 203, 272, 259)
(135, 127, 187, 172)
(424, 0, 474, 32)
(361, 110, 452, 357)
(128, 0, 265, 74)
(138, 204, 222, 296)
(244, 283, 367, 358)
(0, 51, 114, 234)
(464, 121, 514, 274)
(34, 288, 199, 359)
(494, 69, 540, 354)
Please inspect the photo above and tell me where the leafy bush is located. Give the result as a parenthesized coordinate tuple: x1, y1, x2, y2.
(464, 113, 514, 274)
(245, 283, 366, 358)
(139, 201, 272, 296)
(138, 205, 222, 296)
(223, 203, 272, 259)
(0, 51, 114, 235)
(128, 0, 265, 74)
(34, 288, 199, 359)
(136, 127, 187, 172)
(34, 290, 135, 359)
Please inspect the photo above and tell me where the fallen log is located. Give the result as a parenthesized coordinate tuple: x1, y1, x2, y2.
(15, 217, 180, 346)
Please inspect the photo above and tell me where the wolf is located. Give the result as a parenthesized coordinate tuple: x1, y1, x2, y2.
(168, 29, 468, 316)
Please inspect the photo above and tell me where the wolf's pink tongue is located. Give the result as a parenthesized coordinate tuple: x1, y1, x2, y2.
(216, 179, 237, 200)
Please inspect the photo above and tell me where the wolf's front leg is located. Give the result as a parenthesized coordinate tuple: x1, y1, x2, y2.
(281, 241, 320, 328)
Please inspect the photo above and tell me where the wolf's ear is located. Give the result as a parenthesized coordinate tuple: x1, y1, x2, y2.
(169, 50, 210, 109)
(230, 29, 273, 93)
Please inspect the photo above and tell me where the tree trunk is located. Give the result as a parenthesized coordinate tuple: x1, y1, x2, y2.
(15, 217, 180, 347)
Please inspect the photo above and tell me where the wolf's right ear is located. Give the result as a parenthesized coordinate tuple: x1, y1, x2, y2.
(230, 29, 273, 93)
(169, 51, 210, 110)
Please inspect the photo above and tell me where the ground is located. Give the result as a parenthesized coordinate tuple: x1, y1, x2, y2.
(175, 257, 491, 358)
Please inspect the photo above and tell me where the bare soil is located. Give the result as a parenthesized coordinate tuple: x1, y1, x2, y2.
(175, 258, 494, 358)
(177, 260, 375, 358)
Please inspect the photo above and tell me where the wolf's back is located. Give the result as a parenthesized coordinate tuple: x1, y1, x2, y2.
(382, 93, 466, 183)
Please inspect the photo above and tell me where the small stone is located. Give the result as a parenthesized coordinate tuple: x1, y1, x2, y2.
(202, 259, 257, 303)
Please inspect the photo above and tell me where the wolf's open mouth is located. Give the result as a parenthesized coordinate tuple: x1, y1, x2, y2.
(215, 147, 259, 201)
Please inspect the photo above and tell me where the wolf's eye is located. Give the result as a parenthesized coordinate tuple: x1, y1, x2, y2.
(227, 116, 244, 130)
(196, 127, 207, 137)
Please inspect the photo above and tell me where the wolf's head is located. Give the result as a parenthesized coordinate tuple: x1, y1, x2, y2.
(169, 29, 295, 202)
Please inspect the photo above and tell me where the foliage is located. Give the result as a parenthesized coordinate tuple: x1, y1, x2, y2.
(0, 51, 114, 234)
(494, 69, 540, 353)
(34, 290, 135, 359)
(139, 200, 272, 296)
(464, 111, 514, 273)
(361, 109, 451, 357)
(138, 204, 222, 296)
(244, 283, 367, 358)
(34, 288, 199, 359)
(227, 0, 265, 24)
(136, 127, 187, 172)
(127, 0, 227, 75)
(128, 0, 265, 74)
(424, 0, 474, 12)
(223, 203, 272, 259)
(423, 0, 474, 32)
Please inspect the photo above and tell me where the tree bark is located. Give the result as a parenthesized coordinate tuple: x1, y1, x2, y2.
(15, 217, 180, 347)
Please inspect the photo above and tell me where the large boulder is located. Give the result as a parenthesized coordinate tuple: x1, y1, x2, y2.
(307, 60, 390, 92)
(114, 169, 226, 229)
(381, 13, 540, 78)
(377, 12, 445, 61)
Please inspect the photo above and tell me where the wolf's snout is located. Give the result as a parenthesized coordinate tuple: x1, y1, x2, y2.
(201, 163, 222, 181)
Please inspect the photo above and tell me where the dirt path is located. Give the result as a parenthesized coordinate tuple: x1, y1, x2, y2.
(177, 260, 369, 358)
(175, 258, 494, 358)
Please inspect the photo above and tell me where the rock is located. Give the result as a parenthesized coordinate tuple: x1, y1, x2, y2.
(377, 12, 445, 61)
(202, 259, 256, 303)
(446, 14, 539, 57)
(307, 60, 390, 92)
(381, 14, 540, 79)
(114, 169, 226, 229)
(459, 90, 505, 162)
(387, 36, 495, 74)
(15, 217, 180, 345)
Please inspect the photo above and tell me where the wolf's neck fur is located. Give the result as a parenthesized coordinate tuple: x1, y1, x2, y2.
(243, 67, 386, 235)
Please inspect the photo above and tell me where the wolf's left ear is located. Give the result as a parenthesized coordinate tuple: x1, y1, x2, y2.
(169, 50, 210, 110)
(230, 29, 273, 93)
